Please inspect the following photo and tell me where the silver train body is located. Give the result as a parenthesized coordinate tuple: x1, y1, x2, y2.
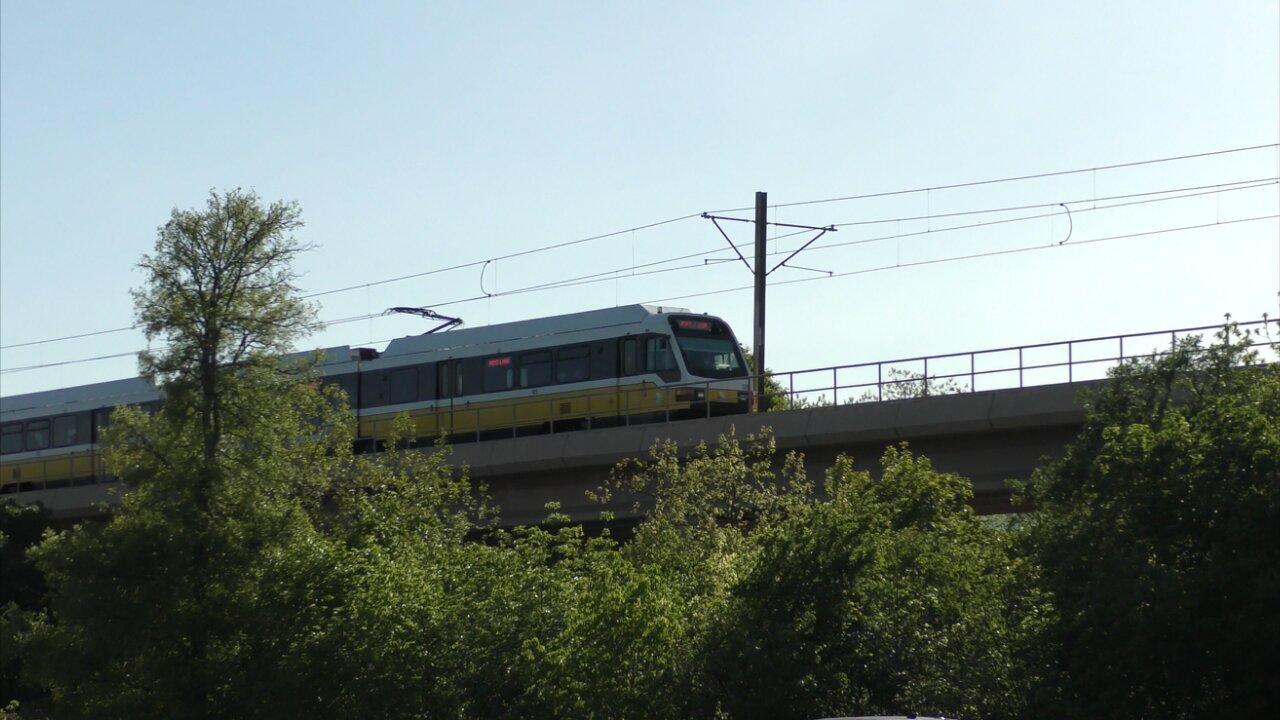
(1, 305, 751, 494)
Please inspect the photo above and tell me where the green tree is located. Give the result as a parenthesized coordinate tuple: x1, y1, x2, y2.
(250, 415, 493, 719)
(1017, 322, 1280, 718)
(560, 432, 1032, 719)
(0, 500, 53, 717)
(18, 190, 357, 719)
(856, 368, 965, 402)
(580, 432, 812, 718)
(704, 445, 1034, 720)
(742, 348, 789, 412)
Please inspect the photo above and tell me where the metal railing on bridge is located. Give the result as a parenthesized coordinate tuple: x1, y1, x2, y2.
(772, 318, 1277, 410)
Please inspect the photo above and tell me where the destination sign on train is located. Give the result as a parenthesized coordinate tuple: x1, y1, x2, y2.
(677, 319, 711, 331)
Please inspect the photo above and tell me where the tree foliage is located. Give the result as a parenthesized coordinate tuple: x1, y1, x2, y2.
(565, 434, 1030, 720)
(17, 191, 352, 719)
(1017, 322, 1280, 717)
(742, 348, 789, 412)
(133, 189, 316, 386)
(0, 501, 53, 716)
(701, 445, 1032, 720)
(21, 190, 1274, 718)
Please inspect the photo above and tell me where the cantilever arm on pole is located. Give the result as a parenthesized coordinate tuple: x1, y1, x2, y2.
(703, 213, 754, 272)
(767, 226, 836, 276)
(701, 212, 836, 276)
(780, 263, 833, 276)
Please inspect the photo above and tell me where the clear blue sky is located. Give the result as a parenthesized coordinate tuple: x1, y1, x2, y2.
(3, 1, 1278, 396)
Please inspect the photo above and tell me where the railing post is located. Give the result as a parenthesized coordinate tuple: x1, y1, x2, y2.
(1018, 348, 1024, 388)
(1068, 342, 1074, 383)
(970, 352, 975, 393)
(923, 357, 930, 396)
(789, 372, 795, 411)
(833, 367, 838, 405)
(877, 363, 883, 402)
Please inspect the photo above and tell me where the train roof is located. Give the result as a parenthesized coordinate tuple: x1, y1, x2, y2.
(379, 304, 692, 358)
(1, 376, 157, 420)
(0, 305, 707, 416)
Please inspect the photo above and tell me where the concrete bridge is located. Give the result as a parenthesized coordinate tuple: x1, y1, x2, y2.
(15, 380, 1093, 524)
(466, 380, 1093, 525)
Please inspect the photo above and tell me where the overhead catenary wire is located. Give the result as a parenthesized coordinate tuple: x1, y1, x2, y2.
(5, 178, 1274, 366)
(828, 176, 1276, 229)
(0, 325, 139, 351)
(283, 214, 1280, 370)
(4, 143, 1275, 351)
(301, 212, 703, 300)
(347, 178, 1280, 311)
(755, 177, 1278, 245)
(707, 142, 1280, 214)
(804, 178, 1278, 254)
(642, 214, 1280, 306)
(0, 351, 140, 375)
(0, 212, 705, 349)
(9, 210, 1273, 377)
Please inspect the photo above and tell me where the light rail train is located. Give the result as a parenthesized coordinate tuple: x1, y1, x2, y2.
(0, 305, 751, 495)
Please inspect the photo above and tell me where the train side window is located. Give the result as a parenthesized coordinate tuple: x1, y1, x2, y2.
(389, 367, 417, 404)
(321, 373, 358, 407)
(455, 362, 465, 396)
(437, 362, 453, 399)
(92, 408, 114, 443)
(591, 341, 614, 381)
(520, 352, 552, 388)
(25, 420, 50, 451)
(359, 373, 388, 408)
(53, 415, 79, 447)
(484, 356, 513, 392)
(555, 346, 591, 384)
(0, 424, 21, 454)
(645, 337, 675, 372)
(621, 338, 638, 376)
(418, 365, 435, 402)
(340, 375, 360, 406)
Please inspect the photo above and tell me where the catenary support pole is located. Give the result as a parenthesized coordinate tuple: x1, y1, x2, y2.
(753, 191, 767, 412)
(702, 194, 832, 412)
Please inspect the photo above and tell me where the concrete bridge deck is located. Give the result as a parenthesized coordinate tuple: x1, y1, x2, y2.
(11, 381, 1095, 524)
(466, 380, 1094, 524)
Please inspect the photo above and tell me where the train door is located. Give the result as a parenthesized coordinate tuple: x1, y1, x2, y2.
(436, 360, 458, 438)
(618, 337, 641, 424)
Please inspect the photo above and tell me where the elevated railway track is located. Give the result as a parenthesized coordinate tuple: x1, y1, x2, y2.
(4, 319, 1273, 523)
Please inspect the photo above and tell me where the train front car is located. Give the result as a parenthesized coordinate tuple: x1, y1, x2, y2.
(660, 312, 751, 418)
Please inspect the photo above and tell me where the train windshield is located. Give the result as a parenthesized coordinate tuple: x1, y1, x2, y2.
(669, 317, 747, 379)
